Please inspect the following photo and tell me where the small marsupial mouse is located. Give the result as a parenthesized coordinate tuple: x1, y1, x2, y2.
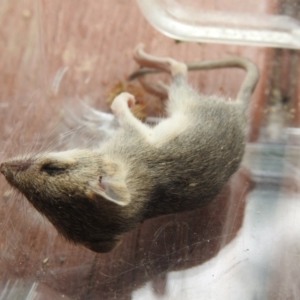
(0, 45, 259, 253)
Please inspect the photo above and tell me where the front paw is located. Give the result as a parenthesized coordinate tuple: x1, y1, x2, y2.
(111, 92, 136, 116)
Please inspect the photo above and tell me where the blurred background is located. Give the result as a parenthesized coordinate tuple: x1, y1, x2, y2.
(0, 0, 300, 299)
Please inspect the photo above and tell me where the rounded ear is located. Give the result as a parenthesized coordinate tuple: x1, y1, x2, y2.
(87, 178, 131, 206)
(84, 239, 121, 253)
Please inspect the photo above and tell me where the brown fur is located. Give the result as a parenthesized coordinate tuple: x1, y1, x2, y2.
(0, 46, 258, 253)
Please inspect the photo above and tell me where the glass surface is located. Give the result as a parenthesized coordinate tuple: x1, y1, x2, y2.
(1, 0, 300, 299)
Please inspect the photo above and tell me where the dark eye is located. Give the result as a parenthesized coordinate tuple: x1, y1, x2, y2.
(41, 163, 67, 175)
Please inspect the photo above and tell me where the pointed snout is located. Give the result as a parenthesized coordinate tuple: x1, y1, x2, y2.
(0, 159, 33, 178)
(0, 162, 9, 177)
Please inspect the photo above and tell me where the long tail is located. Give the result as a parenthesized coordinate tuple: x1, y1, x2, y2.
(129, 55, 259, 110)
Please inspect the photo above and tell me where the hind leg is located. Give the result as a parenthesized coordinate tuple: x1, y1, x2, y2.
(134, 45, 199, 115)
(134, 44, 187, 77)
(131, 53, 258, 107)
(133, 46, 198, 144)
(133, 44, 190, 104)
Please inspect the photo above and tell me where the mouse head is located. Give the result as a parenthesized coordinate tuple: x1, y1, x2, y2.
(0, 149, 133, 253)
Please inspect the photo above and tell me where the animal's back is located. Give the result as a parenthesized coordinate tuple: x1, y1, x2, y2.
(103, 91, 247, 219)
(144, 95, 247, 218)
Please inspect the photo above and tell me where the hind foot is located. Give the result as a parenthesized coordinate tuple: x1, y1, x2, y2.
(134, 44, 187, 77)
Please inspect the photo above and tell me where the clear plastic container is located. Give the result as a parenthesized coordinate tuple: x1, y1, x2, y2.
(1, 1, 300, 299)
(136, 0, 300, 49)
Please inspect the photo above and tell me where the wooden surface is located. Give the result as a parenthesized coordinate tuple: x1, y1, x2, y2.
(0, 0, 300, 299)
